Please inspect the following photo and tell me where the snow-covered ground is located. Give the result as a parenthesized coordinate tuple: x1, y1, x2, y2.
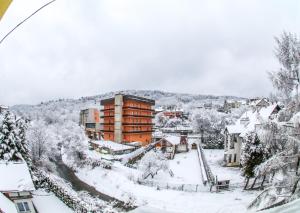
(75, 149, 258, 213)
(204, 149, 243, 185)
(32, 190, 73, 213)
(152, 150, 202, 184)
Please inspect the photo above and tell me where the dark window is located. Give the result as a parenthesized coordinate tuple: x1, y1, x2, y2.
(86, 123, 96, 128)
(234, 154, 237, 163)
(17, 203, 25, 212)
(228, 154, 232, 163)
(17, 202, 30, 212)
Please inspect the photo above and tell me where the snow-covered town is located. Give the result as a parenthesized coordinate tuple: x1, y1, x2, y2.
(1, 1, 300, 213)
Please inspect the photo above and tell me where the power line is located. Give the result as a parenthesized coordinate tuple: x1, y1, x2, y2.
(0, 0, 57, 45)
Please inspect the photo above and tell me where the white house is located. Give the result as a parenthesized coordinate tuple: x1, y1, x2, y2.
(0, 162, 36, 213)
(224, 104, 281, 167)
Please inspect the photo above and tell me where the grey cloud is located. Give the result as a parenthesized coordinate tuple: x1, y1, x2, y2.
(0, 0, 300, 105)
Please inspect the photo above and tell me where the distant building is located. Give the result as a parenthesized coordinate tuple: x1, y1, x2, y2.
(203, 103, 212, 110)
(163, 108, 184, 118)
(79, 108, 101, 140)
(0, 105, 8, 114)
(0, 162, 36, 213)
(248, 98, 270, 108)
(100, 94, 155, 146)
(224, 104, 281, 167)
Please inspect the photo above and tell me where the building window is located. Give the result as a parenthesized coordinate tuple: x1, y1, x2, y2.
(17, 202, 30, 212)
(228, 154, 232, 163)
(86, 123, 95, 129)
(234, 154, 237, 163)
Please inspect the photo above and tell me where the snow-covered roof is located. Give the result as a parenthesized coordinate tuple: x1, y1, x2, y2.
(0, 193, 17, 213)
(0, 162, 35, 192)
(164, 135, 181, 145)
(90, 140, 135, 151)
(226, 124, 246, 134)
(226, 104, 280, 137)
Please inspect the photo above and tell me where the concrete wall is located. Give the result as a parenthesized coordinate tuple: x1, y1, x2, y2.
(114, 94, 123, 143)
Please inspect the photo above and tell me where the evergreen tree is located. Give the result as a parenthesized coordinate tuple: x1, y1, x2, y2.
(16, 118, 33, 169)
(0, 111, 22, 161)
(241, 132, 268, 189)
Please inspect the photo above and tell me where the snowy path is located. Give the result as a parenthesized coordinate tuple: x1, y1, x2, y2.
(168, 150, 203, 184)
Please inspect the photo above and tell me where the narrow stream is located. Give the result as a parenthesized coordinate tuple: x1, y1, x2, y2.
(54, 157, 134, 211)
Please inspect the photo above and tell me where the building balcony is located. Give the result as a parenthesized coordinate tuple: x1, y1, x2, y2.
(123, 130, 154, 133)
(102, 130, 114, 132)
(123, 114, 154, 118)
(122, 106, 155, 112)
(122, 123, 155, 126)
(100, 115, 114, 118)
(100, 108, 115, 112)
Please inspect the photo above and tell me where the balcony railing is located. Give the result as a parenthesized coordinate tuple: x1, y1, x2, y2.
(122, 123, 154, 125)
(123, 114, 154, 118)
(123, 106, 155, 111)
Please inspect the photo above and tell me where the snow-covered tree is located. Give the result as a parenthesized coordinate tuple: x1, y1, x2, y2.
(269, 32, 300, 103)
(16, 118, 32, 165)
(26, 121, 50, 168)
(138, 151, 169, 179)
(241, 132, 268, 189)
(0, 111, 22, 161)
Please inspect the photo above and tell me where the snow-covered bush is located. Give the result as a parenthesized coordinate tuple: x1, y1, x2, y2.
(138, 151, 169, 179)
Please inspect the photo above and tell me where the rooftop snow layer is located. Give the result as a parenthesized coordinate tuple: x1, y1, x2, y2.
(91, 140, 135, 151)
(164, 135, 181, 145)
(0, 192, 18, 213)
(226, 104, 279, 137)
(0, 162, 35, 192)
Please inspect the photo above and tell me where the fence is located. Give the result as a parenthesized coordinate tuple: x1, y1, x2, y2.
(135, 178, 208, 193)
(197, 144, 215, 185)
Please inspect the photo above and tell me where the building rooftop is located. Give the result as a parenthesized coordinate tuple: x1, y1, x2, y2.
(164, 135, 181, 145)
(0, 161, 35, 192)
(0, 192, 18, 213)
(100, 94, 155, 105)
(90, 140, 136, 151)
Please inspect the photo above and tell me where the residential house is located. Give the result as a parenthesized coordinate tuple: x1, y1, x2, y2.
(224, 104, 281, 167)
(160, 135, 189, 159)
(0, 162, 36, 213)
(79, 108, 101, 140)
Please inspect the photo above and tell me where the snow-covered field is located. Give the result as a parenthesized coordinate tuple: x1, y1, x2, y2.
(75, 149, 258, 213)
(152, 150, 202, 184)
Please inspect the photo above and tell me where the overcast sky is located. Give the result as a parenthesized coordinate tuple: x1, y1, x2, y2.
(0, 0, 300, 105)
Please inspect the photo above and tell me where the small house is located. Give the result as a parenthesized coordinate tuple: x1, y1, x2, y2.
(160, 135, 189, 159)
(0, 162, 36, 213)
(224, 103, 281, 167)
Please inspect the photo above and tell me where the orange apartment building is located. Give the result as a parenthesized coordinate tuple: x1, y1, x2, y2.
(100, 94, 155, 146)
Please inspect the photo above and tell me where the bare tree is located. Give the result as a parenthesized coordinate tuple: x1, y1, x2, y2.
(269, 32, 300, 104)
